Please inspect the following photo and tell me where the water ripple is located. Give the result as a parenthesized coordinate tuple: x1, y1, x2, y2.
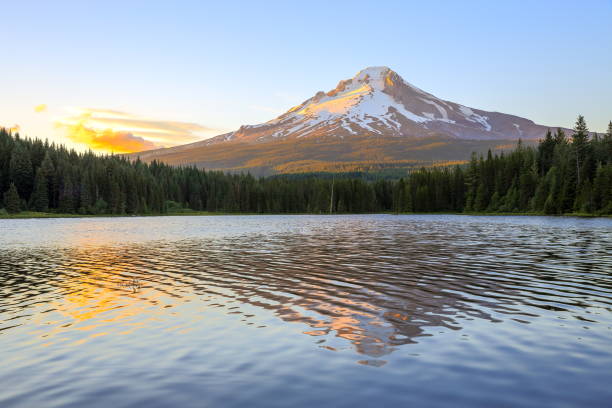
(1, 215, 611, 407)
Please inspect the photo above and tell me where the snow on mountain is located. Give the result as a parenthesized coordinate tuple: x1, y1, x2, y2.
(193, 66, 552, 146)
(131, 66, 566, 174)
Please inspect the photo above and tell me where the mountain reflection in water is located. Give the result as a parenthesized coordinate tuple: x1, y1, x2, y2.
(2, 217, 611, 360)
(1, 215, 611, 407)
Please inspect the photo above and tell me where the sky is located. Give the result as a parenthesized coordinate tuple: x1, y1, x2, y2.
(2, 0, 611, 153)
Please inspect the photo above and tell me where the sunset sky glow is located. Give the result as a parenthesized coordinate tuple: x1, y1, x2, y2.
(2, 0, 611, 153)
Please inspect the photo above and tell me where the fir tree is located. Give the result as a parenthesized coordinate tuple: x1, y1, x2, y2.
(39, 152, 55, 207)
(572, 115, 589, 188)
(59, 174, 75, 213)
(30, 169, 49, 212)
(537, 129, 555, 176)
(3, 183, 21, 213)
(79, 173, 93, 214)
(9, 143, 33, 200)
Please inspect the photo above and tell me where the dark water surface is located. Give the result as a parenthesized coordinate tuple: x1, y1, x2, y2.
(1, 214, 611, 407)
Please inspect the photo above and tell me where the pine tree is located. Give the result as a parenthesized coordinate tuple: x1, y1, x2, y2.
(30, 169, 49, 212)
(554, 128, 566, 145)
(108, 180, 121, 213)
(537, 129, 555, 176)
(3, 183, 21, 213)
(488, 191, 501, 212)
(576, 180, 593, 213)
(79, 173, 92, 213)
(394, 178, 405, 213)
(604, 121, 612, 165)
(464, 153, 479, 211)
(9, 143, 33, 200)
(58, 174, 75, 213)
(39, 152, 55, 206)
(543, 193, 557, 215)
(572, 115, 589, 188)
(474, 182, 487, 211)
(593, 164, 612, 214)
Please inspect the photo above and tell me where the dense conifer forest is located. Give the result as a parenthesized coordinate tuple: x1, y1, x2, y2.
(1, 116, 611, 216)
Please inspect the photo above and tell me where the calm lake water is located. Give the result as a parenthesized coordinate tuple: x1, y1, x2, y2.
(1, 214, 611, 407)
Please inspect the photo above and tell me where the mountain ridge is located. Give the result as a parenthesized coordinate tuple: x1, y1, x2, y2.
(131, 66, 570, 174)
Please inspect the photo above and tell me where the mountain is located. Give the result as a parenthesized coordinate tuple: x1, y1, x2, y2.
(132, 66, 566, 174)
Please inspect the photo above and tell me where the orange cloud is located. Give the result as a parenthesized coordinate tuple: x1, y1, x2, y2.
(55, 108, 221, 152)
(77, 108, 132, 118)
(56, 121, 158, 153)
(87, 117, 212, 142)
(34, 104, 48, 113)
(8, 124, 20, 134)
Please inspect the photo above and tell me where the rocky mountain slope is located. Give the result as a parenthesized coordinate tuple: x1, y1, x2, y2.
(132, 66, 565, 174)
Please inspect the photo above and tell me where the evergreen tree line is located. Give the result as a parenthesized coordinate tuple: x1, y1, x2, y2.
(1, 115, 611, 216)
(393, 116, 612, 215)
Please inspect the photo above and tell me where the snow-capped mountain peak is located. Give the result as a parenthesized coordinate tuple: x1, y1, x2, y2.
(353, 66, 395, 88)
(131, 66, 569, 175)
(196, 66, 554, 145)
(273, 66, 430, 135)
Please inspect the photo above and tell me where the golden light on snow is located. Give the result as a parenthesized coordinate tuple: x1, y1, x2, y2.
(297, 84, 371, 116)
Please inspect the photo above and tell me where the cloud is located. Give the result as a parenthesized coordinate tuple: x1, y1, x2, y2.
(56, 121, 157, 153)
(76, 108, 132, 117)
(55, 108, 221, 153)
(86, 117, 214, 142)
(34, 104, 48, 113)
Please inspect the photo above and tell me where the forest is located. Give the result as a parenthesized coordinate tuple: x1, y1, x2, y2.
(1, 116, 611, 216)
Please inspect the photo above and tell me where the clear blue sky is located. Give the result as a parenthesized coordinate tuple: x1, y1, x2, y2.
(2, 0, 611, 151)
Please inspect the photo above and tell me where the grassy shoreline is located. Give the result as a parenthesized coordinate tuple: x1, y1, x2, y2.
(1, 210, 609, 220)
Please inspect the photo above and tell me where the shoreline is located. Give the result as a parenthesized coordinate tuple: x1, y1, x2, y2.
(1, 211, 609, 220)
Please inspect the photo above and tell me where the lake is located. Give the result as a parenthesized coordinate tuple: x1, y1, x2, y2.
(1, 214, 611, 407)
